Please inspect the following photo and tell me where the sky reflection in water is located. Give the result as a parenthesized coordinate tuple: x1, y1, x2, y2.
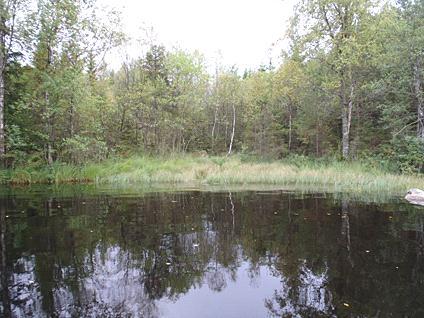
(1, 189, 424, 317)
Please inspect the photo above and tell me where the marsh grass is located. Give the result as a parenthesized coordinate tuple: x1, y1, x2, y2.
(2, 154, 423, 194)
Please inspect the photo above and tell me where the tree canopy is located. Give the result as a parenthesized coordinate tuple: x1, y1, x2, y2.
(1, 0, 423, 173)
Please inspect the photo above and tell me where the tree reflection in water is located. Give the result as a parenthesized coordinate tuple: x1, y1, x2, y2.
(265, 262, 334, 318)
(1, 190, 424, 317)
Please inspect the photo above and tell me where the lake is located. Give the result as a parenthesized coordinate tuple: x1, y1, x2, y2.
(0, 186, 423, 317)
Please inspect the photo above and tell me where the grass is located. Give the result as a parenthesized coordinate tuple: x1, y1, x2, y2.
(1, 154, 423, 194)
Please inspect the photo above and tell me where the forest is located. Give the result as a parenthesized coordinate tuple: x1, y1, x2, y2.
(0, 0, 423, 176)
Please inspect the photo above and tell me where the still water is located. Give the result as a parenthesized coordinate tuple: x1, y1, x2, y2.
(0, 187, 424, 317)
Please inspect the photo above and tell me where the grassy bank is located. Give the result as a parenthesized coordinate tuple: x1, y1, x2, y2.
(0, 155, 423, 194)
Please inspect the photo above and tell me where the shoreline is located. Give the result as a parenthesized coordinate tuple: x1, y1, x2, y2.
(0, 155, 422, 195)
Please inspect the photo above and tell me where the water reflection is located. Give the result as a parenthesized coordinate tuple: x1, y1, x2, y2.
(9, 256, 44, 317)
(266, 262, 334, 318)
(1, 190, 424, 317)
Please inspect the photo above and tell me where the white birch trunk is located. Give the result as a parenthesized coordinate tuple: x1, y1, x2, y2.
(211, 105, 218, 151)
(0, 1, 6, 161)
(414, 58, 424, 139)
(288, 102, 292, 151)
(227, 103, 236, 156)
(342, 82, 354, 159)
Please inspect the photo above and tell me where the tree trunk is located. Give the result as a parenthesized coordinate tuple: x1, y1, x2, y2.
(414, 58, 424, 139)
(153, 96, 158, 150)
(211, 105, 218, 152)
(45, 44, 53, 165)
(119, 106, 126, 133)
(0, 66, 4, 162)
(288, 102, 292, 151)
(341, 81, 354, 159)
(0, 3, 6, 163)
(227, 103, 236, 156)
(316, 123, 320, 156)
(224, 109, 228, 150)
(69, 100, 75, 138)
(45, 91, 53, 165)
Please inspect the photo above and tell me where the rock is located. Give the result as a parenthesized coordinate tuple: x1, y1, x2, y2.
(405, 189, 424, 206)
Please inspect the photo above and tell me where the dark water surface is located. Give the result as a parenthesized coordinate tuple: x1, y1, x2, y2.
(1, 187, 424, 317)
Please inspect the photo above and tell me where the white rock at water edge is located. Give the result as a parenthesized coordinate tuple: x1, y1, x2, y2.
(405, 189, 424, 206)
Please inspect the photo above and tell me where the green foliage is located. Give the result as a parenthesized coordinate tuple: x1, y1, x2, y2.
(388, 136, 424, 174)
(0, 0, 422, 181)
(61, 135, 108, 165)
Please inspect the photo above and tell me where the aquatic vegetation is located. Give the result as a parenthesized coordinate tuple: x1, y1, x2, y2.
(2, 155, 423, 194)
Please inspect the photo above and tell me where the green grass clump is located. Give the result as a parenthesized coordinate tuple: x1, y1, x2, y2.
(1, 154, 423, 194)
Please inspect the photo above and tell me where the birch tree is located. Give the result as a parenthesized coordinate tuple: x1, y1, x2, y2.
(294, 0, 374, 158)
(0, 0, 28, 163)
(400, 0, 424, 139)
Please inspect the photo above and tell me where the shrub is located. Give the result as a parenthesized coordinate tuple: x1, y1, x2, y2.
(61, 135, 108, 165)
(388, 136, 424, 174)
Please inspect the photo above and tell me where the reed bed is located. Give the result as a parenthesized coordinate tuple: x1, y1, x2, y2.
(1, 155, 423, 194)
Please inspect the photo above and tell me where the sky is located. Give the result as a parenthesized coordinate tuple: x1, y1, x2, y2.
(100, 0, 296, 72)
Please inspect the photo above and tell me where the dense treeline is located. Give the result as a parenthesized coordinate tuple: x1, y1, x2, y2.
(1, 0, 423, 172)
